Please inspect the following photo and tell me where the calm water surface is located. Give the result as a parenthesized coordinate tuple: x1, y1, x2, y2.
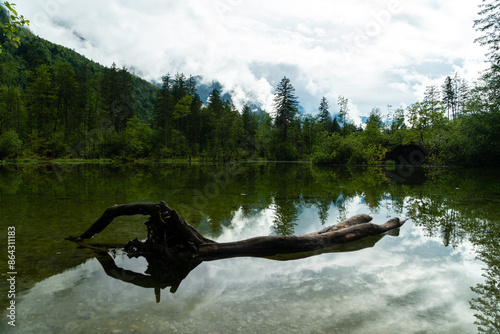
(0, 162, 498, 334)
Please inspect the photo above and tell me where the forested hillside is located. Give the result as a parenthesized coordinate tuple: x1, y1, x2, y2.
(0, 4, 499, 166)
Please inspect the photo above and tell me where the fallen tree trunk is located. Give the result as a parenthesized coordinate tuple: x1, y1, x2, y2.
(70, 201, 408, 261)
(197, 217, 404, 260)
(68, 201, 409, 301)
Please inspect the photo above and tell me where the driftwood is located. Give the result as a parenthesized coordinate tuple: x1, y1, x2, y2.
(71, 201, 407, 260)
(68, 201, 408, 301)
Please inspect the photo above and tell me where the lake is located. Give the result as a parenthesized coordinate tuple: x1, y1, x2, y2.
(0, 162, 498, 333)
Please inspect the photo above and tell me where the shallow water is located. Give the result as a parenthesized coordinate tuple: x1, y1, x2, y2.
(0, 163, 498, 333)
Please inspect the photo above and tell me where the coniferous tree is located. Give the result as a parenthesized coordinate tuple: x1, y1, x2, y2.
(241, 103, 259, 153)
(331, 116, 341, 133)
(172, 73, 187, 101)
(318, 96, 331, 132)
(456, 76, 470, 116)
(153, 74, 173, 149)
(423, 85, 442, 114)
(53, 62, 76, 135)
(185, 75, 202, 152)
(442, 76, 456, 119)
(241, 104, 253, 135)
(206, 88, 225, 157)
(101, 63, 134, 132)
(207, 88, 224, 116)
(273, 76, 299, 142)
(0, 62, 24, 135)
(115, 66, 134, 132)
(29, 64, 54, 139)
(255, 109, 273, 158)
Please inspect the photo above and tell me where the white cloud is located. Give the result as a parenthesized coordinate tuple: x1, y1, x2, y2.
(15, 0, 489, 122)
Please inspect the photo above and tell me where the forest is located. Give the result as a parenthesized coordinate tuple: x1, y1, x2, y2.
(0, 4, 499, 166)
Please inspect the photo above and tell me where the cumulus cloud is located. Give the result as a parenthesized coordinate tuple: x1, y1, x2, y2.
(16, 0, 488, 122)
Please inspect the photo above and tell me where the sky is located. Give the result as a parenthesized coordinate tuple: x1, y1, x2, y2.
(15, 0, 489, 123)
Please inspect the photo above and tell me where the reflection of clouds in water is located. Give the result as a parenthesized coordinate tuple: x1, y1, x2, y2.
(4, 202, 485, 334)
(450, 242, 478, 262)
(192, 236, 482, 333)
(215, 195, 403, 240)
(33, 258, 101, 294)
(215, 205, 277, 242)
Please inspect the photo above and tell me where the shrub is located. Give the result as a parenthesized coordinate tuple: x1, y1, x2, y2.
(0, 130, 22, 159)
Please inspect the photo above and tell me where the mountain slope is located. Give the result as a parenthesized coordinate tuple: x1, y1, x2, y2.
(0, 24, 158, 121)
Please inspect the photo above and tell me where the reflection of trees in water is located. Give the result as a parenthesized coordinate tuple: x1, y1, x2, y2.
(271, 196, 300, 236)
(470, 247, 500, 333)
(406, 197, 468, 247)
(2, 162, 499, 332)
(401, 169, 500, 333)
(272, 204, 298, 236)
(467, 214, 500, 333)
(316, 199, 331, 225)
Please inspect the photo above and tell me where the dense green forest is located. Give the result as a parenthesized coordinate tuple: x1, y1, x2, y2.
(0, 4, 499, 166)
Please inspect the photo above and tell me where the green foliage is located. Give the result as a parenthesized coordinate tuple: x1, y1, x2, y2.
(317, 96, 332, 132)
(0, 2, 30, 53)
(0, 4, 498, 166)
(475, 0, 500, 67)
(255, 110, 273, 159)
(311, 130, 386, 166)
(29, 64, 55, 138)
(407, 99, 447, 144)
(436, 110, 500, 166)
(273, 77, 299, 143)
(0, 128, 21, 158)
(46, 131, 66, 157)
(173, 95, 192, 119)
(122, 116, 154, 157)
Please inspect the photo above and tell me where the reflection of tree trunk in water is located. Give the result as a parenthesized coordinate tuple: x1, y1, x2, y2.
(70, 201, 408, 261)
(68, 201, 408, 301)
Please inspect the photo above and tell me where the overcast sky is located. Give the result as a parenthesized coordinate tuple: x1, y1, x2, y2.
(16, 0, 489, 123)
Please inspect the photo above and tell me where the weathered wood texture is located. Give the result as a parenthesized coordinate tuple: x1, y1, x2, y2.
(72, 201, 407, 261)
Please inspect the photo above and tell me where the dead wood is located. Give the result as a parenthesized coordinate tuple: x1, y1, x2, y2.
(70, 201, 407, 261)
(68, 201, 408, 300)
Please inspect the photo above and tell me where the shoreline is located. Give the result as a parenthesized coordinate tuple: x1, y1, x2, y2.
(0, 157, 483, 169)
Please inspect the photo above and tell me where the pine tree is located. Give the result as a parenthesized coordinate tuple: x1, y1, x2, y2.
(442, 76, 455, 119)
(331, 116, 341, 133)
(456, 76, 470, 115)
(53, 62, 76, 135)
(208, 88, 224, 116)
(423, 85, 441, 113)
(172, 73, 187, 101)
(153, 74, 174, 148)
(241, 103, 258, 140)
(101, 63, 134, 132)
(185, 75, 203, 152)
(273, 76, 299, 142)
(29, 64, 54, 138)
(318, 96, 331, 132)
